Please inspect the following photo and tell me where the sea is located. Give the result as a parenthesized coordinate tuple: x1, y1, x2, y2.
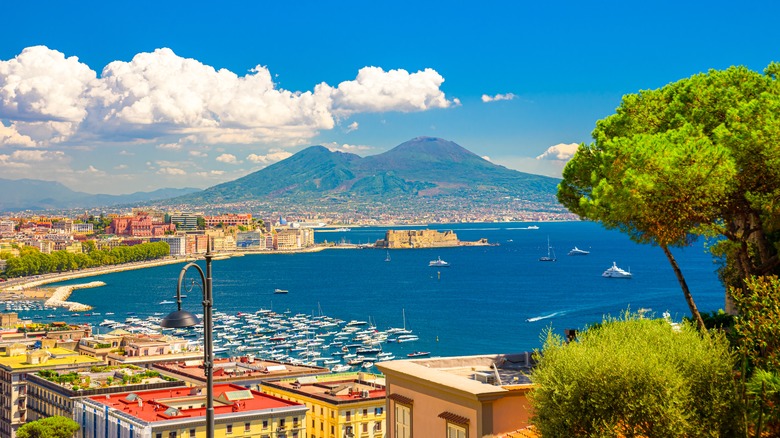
(22, 221, 725, 359)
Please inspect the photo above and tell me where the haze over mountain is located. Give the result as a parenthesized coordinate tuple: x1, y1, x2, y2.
(169, 137, 563, 212)
(0, 178, 199, 212)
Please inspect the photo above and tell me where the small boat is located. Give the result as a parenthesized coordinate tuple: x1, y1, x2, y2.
(274, 289, 289, 294)
(568, 246, 590, 256)
(407, 351, 430, 358)
(539, 237, 556, 262)
(429, 257, 449, 267)
(332, 364, 351, 373)
(159, 300, 176, 305)
(526, 225, 539, 230)
(362, 362, 374, 369)
(602, 262, 632, 279)
(385, 251, 391, 262)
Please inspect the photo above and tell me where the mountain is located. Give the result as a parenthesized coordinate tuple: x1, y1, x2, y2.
(0, 178, 200, 212)
(171, 137, 563, 211)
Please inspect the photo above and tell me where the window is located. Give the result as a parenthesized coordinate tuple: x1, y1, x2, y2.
(447, 423, 466, 438)
(375, 422, 382, 431)
(245, 423, 251, 432)
(156, 434, 162, 438)
(363, 423, 368, 433)
(189, 429, 195, 437)
(375, 407, 383, 416)
(280, 418, 285, 427)
(346, 411, 351, 421)
(395, 404, 411, 438)
(226, 424, 233, 434)
(263, 420, 268, 429)
(169, 433, 176, 438)
(363, 409, 368, 416)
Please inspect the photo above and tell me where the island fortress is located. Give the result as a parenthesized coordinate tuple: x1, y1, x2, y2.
(375, 229, 489, 249)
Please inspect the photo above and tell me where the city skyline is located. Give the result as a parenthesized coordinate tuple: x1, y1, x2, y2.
(1, 0, 779, 194)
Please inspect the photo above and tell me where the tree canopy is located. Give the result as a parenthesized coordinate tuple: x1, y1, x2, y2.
(17, 416, 79, 438)
(530, 313, 742, 437)
(558, 63, 780, 321)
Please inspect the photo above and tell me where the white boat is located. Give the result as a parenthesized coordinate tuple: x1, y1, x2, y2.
(159, 300, 176, 305)
(526, 225, 540, 230)
(429, 257, 449, 267)
(539, 237, 556, 262)
(568, 246, 590, 256)
(274, 289, 288, 294)
(385, 251, 391, 262)
(602, 262, 632, 278)
(332, 364, 351, 373)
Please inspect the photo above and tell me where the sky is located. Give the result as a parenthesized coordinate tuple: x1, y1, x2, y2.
(1, 1, 779, 195)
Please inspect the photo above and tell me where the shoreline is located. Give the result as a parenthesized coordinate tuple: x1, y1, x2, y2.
(44, 282, 106, 311)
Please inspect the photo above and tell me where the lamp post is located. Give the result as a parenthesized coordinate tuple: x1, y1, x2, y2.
(161, 241, 214, 438)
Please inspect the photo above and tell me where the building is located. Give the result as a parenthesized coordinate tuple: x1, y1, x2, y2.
(169, 213, 200, 231)
(274, 228, 314, 250)
(99, 332, 203, 367)
(260, 372, 386, 438)
(151, 236, 186, 256)
(25, 364, 186, 422)
(153, 357, 329, 389)
(204, 214, 253, 228)
(74, 383, 309, 438)
(0, 343, 102, 438)
(108, 216, 175, 237)
(72, 223, 95, 235)
(376, 353, 536, 438)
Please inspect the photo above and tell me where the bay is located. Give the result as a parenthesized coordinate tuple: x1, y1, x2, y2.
(43, 221, 725, 357)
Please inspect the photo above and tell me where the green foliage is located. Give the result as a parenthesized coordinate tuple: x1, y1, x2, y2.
(17, 416, 79, 438)
(530, 313, 743, 437)
(746, 369, 780, 435)
(2, 241, 169, 278)
(731, 276, 780, 373)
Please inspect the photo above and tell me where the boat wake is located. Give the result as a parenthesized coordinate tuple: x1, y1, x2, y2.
(526, 311, 564, 322)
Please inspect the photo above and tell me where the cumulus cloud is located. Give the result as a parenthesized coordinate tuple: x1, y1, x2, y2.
(481, 93, 516, 103)
(323, 142, 373, 154)
(536, 143, 580, 161)
(189, 150, 207, 157)
(481, 155, 492, 162)
(345, 121, 359, 133)
(328, 67, 455, 115)
(216, 153, 238, 164)
(246, 150, 293, 164)
(157, 142, 182, 150)
(0, 47, 456, 149)
(0, 149, 67, 169)
(157, 167, 186, 176)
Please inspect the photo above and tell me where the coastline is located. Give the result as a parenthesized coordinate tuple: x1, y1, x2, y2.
(45, 282, 106, 311)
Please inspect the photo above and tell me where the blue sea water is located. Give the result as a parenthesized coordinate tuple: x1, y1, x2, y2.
(40, 221, 724, 357)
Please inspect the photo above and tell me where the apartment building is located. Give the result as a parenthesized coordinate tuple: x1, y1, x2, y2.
(376, 353, 536, 438)
(74, 383, 309, 438)
(260, 372, 386, 438)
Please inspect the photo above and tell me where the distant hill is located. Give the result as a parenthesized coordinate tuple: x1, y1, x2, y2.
(169, 137, 562, 210)
(0, 178, 200, 212)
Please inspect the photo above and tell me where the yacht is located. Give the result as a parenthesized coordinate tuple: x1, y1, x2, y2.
(274, 289, 289, 294)
(429, 257, 449, 267)
(539, 237, 556, 262)
(568, 246, 590, 256)
(602, 262, 632, 278)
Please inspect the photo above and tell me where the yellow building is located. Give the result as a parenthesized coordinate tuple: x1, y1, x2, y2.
(74, 383, 308, 438)
(0, 346, 102, 438)
(261, 372, 386, 438)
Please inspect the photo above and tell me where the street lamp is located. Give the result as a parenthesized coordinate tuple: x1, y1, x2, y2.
(161, 241, 214, 438)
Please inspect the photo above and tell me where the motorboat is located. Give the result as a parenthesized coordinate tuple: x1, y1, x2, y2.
(407, 351, 430, 358)
(602, 262, 632, 278)
(526, 225, 539, 230)
(274, 289, 288, 294)
(568, 246, 590, 256)
(429, 257, 449, 267)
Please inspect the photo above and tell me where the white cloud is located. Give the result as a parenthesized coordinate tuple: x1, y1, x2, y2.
(0, 123, 36, 147)
(345, 121, 359, 133)
(189, 150, 207, 157)
(536, 143, 580, 161)
(246, 151, 293, 164)
(481, 93, 516, 103)
(157, 167, 186, 176)
(482, 155, 492, 162)
(323, 142, 373, 154)
(157, 142, 182, 150)
(216, 153, 238, 164)
(0, 47, 455, 150)
(114, 164, 128, 170)
(194, 170, 225, 177)
(328, 67, 456, 115)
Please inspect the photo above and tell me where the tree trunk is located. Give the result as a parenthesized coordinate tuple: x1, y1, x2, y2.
(662, 244, 706, 331)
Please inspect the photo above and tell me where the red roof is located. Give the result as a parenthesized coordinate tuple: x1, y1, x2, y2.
(88, 383, 303, 422)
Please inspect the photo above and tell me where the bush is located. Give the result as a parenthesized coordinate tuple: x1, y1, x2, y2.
(530, 312, 743, 437)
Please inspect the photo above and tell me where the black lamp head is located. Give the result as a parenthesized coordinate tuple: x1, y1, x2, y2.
(160, 310, 201, 328)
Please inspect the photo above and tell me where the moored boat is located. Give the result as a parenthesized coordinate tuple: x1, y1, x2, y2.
(602, 262, 632, 278)
(429, 257, 449, 267)
(567, 246, 590, 256)
(407, 351, 430, 358)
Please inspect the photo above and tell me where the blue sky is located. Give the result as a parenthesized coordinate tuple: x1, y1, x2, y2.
(1, 0, 779, 194)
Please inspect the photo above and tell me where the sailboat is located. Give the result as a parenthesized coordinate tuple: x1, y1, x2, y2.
(539, 237, 556, 262)
(385, 251, 391, 262)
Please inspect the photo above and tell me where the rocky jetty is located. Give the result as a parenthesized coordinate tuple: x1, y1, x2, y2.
(375, 229, 488, 249)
